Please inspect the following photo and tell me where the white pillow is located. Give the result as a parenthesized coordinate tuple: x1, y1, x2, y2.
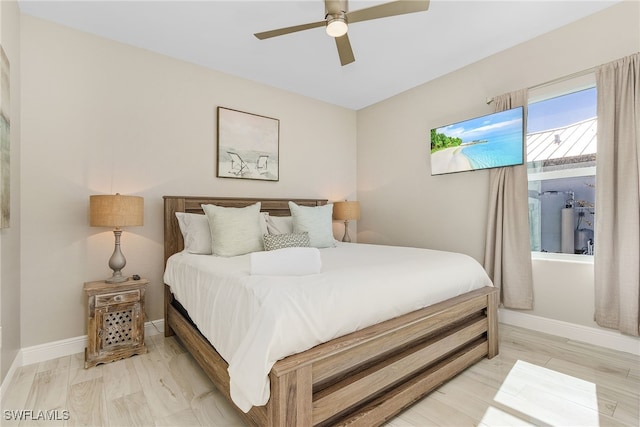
(175, 212, 212, 254)
(202, 203, 267, 256)
(288, 201, 335, 248)
(266, 215, 293, 235)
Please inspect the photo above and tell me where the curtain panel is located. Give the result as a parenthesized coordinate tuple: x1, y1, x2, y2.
(594, 52, 640, 336)
(483, 90, 534, 309)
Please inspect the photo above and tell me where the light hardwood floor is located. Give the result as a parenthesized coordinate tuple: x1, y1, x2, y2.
(2, 324, 638, 426)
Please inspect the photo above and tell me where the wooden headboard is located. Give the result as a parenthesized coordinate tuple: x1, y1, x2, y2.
(163, 196, 328, 265)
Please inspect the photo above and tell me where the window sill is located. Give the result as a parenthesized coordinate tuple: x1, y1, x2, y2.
(531, 251, 594, 264)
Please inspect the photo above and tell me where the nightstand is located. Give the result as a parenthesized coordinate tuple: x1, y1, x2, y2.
(83, 277, 149, 368)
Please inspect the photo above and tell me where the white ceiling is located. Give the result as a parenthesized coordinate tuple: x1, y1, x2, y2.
(19, 0, 621, 110)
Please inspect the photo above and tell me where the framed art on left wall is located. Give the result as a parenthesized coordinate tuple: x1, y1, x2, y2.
(216, 107, 279, 181)
(0, 45, 10, 229)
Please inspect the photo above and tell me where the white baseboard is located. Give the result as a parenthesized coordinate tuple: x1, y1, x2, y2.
(0, 347, 23, 401)
(143, 318, 166, 338)
(19, 319, 165, 367)
(499, 309, 640, 356)
(1, 319, 164, 396)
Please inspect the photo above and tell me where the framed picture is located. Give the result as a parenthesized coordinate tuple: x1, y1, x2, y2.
(217, 107, 279, 181)
(0, 46, 10, 228)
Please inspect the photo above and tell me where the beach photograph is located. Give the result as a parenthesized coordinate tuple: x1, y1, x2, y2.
(430, 107, 524, 176)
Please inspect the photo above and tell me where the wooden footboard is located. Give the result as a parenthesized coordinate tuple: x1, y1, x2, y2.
(166, 284, 498, 426)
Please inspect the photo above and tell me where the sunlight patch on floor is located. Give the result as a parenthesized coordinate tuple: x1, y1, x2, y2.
(480, 360, 600, 426)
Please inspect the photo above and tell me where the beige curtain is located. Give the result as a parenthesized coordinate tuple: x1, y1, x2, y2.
(484, 89, 534, 309)
(594, 53, 640, 336)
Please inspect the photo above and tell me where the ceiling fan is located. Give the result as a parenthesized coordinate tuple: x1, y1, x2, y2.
(254, 0, 430, 66)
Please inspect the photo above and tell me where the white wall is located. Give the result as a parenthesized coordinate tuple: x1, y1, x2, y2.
(0, 0, 21, 382)
(357, 2, 640, 330)
(529, 258, 595, 325)
(20, 15, 356, 348)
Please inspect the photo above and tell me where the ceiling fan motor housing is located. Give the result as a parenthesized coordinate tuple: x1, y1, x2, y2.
(325, 0, 349, 16)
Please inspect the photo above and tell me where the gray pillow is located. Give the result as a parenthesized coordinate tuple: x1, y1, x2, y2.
(265, 215, 293, 235)
(263, 232, 310, 251)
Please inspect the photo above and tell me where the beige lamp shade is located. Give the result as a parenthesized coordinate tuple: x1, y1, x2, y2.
(90, 194, 144, 228)
(333, 201, 361, 221)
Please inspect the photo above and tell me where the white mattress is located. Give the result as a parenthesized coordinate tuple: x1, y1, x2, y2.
(163, 243, 492, 412)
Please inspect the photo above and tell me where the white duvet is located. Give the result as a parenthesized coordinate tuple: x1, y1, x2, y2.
(163, 243, 492, 412)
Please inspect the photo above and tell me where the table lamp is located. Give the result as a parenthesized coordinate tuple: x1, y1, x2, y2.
(333, 200, 360, 243)
(90, 193, 144, 283)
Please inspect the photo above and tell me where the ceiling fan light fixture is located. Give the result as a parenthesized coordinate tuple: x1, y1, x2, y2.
(326, 15, 348, 38)
(255, 0, 431, 66)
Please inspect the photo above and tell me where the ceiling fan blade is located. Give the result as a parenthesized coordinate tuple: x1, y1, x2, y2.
(347, 0, 430, 24)
(335, 34, 355, 66)
(254, 20, 326, 40)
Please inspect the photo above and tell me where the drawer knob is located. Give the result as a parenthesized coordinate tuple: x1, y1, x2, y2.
(114, 295, 123, 302)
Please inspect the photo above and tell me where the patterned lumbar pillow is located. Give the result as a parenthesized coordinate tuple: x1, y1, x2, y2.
(263, 232, 310, 251)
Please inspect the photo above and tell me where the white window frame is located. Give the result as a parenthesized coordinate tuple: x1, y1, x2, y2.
(527, 73, 596, 262)
(528, 166, 596, 182)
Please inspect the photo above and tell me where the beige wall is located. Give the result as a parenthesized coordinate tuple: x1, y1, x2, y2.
(20, 15, 356, 347)
(357, 1, 639, 328)
(0, 0, 21, 382)
(12, 1, 640, 356)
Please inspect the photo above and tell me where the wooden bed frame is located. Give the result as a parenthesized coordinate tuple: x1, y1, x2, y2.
(163, 196, 499, 427)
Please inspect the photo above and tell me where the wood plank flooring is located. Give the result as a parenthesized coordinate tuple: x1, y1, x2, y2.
(2, 324, 638, 426)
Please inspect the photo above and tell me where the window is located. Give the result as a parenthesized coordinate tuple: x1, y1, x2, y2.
(527, 78, 596, 256)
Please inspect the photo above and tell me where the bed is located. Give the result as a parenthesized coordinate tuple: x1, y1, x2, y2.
(163, 196, 499, 427)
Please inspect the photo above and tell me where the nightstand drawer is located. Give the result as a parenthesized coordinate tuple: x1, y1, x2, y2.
(95, 289, 140, 307)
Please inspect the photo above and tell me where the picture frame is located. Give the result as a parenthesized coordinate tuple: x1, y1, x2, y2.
(216, 107, 279, 181)
(1, 45, 10, 228)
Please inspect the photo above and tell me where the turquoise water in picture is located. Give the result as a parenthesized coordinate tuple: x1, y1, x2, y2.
(431, 107, 524, 175)
(461, 131, 523, 169)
